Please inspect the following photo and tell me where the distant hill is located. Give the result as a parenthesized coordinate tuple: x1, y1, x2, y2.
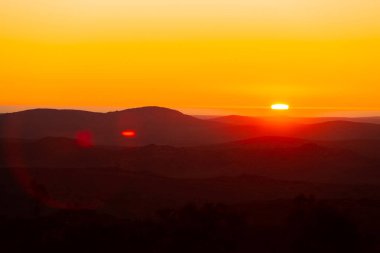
(2, 107, 380, 146)
(291, 121, 380, 140)
(211, 116, 380, 141)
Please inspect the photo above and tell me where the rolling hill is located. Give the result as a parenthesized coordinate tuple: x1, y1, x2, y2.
(2, 136, 380, 184)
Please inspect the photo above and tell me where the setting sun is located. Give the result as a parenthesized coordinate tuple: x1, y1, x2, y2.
(271, 104, 289, 110)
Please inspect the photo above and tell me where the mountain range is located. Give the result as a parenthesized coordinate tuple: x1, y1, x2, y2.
(2, 106, 380, 146)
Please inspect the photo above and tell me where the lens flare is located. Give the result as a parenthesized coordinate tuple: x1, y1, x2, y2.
(122, 130, 137, 138)
(76, 131, 93, 148)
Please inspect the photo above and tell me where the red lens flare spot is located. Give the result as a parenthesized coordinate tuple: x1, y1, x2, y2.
(122, 130, 137, 138)
(76, 131, 94, 148)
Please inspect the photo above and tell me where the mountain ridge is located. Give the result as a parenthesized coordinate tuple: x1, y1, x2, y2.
(2, 106, 380, 146)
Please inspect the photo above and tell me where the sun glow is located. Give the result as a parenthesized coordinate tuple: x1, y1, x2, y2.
(271, 104, 289, 110)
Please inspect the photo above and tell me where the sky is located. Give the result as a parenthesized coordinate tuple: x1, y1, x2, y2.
(1, 0, 380, 116)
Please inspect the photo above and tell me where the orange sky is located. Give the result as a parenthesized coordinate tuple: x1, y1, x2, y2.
(1, 0, 380, 116)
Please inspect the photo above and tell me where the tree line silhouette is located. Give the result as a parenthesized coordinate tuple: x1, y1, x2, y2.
(0, 195, 377, 253)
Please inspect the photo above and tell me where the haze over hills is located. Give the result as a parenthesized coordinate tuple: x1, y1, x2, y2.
(2, 107, 380, 146)
(211, 115, 380, 126)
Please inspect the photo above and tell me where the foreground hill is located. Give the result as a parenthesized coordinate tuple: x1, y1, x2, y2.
(2, 136, 380, 184)
(2, 136, 380, 218)
(2, 137, 380, 251)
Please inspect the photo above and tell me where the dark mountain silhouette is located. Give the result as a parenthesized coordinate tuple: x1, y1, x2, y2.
(0, 107, 259, 146)
(2, 107, 380, 146)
